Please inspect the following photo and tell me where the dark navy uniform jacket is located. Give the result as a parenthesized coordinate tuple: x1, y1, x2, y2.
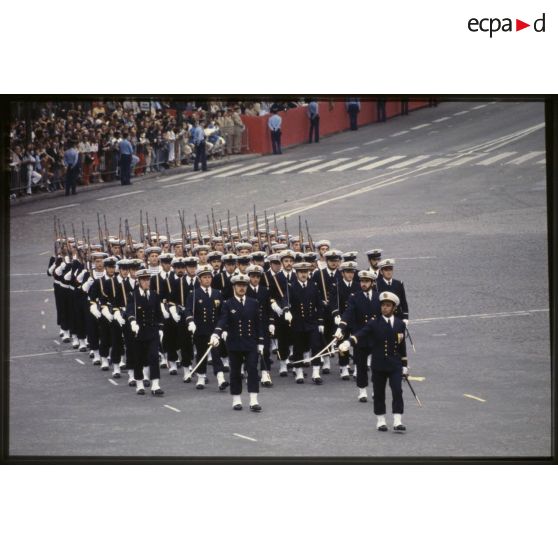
(125, 288, 164, 341)
(185, 286, 224, 335)
(351, 315, 408, 372)
(168, 274, 198, 309)
(150, 271, 172, 303)
(97, 274, 126, 311)
(268, 270, 296, 306)
(340, 290, 382, 347)
(376, 276, 409, 320)
(212, 271, 233, 299)
(282, 280, 324, 333)
(215, 296, 264, 351)
(312, 267, 342, 307)
(329, 278, 360, 317)
(247, 284, 274, 330)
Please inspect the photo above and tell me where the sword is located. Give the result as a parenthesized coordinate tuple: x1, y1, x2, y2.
(404, 375, 422, 407)
(189, 343, 213, 376)
(289, 338, 337, 365)
(405, 326, 416, 353)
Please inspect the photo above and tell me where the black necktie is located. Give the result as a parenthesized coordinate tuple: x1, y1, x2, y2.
(205, 288, 209, 296)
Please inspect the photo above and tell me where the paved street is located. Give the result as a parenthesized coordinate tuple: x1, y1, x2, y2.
(9, 101, 551, 458)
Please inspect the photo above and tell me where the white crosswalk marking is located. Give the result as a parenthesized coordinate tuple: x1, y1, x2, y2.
(535, 158, 546, 165)
(328, 157, 377, 172)
(505, 151, 545, 165)
(411, 124, 431, 130)
(243, 160, 298, 175)
(472, 104, 487, 110)
(357, 155, 406, 170)
(299, 158, 350, 173)
(475, 152, 517, 166)
(184, 163, 243, 180)
(433, 117, 451, 123)
(453, 110, 469, 115)
(391, 131, 409, 137)
(446, 154, 486, 167)
(420, 157, 450, 168)
(213, 162, 270, 177)
(363, 138, 384, 145)
(271, 159, 324, 174)
(388, 155, 430, 169)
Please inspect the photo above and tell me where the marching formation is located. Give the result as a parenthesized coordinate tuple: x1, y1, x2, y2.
(47, 209, 416, 431)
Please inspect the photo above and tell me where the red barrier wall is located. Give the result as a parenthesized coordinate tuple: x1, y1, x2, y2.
(241, 100, 432, 154)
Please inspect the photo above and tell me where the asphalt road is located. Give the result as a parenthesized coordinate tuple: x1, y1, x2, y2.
(8, 101, 551, 458)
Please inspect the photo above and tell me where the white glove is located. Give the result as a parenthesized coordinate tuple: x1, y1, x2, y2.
(54, 263, 66, 276)
(334, 327, 344, 340)
(402, 366, 409, 377)
(90, 305, 102, 319)
(84, 276, 94, 288)
(284, 311, 293, 323)
(114, 310, 126, 327)
(271, 302, 283, 316)
(77, 269, 87, 282)
(188, 321, 196, 334)
(48, 263, 56, 275)
(161, 303, 170, 320)
(131, 321, 140, 335)
(318, 325, 324, 334)
(210, 334, 220, 347)
(169, 306, 181, 323)
(222, 331, 228, 341)
(257, 344, 264, 354)
(338, 340, 351, 353)
(64, 255, 71, 264)
(403, 319, 409, 327)
(268, 324, 275, 336)
(101, 307, 114, 322)
(63, 269, 73, 281)
(334, 315, 341, 325)
(159, 330, 164, 343)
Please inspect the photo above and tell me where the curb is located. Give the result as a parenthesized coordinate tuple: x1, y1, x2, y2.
(11, 153, 262, 207)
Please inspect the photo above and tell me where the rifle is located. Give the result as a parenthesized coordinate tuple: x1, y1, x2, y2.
(299, 215, 304, 248)
(211, 208, 218, 236)
(87, 228, 91, 268)
(194, 214, 202, 245)
(103, 215, 112, 255)
(119, 218, 123, 241)
(264, 210, 272, 255)
(206, 214, 212, 239)
(235, 214, 242, 241)
(219, 218, 223, 237)
(97, 213, 103, 248)
(283, 216, 289, 244)
(145, 211, 152, 244)
(246, 212, 251, 239)
(188, 225, 193, 255)
(227, 210, 235, 253)
(62, 224, 68, 256)
(154, 216, 160, 245)
(253, 205, 261, 250)
(71, 222, 80, 263)
(305, 220, 315, 252)
(54, 216, 60, 256)
(273, 212, 279, 240)
(139, 209, 144, 245)
(165, 217, 171, 248)
(178, 210, 185, 246)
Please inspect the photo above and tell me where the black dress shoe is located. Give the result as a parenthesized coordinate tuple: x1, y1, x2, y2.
(63, 337, 71, 343)
(296, 378, 304, 384)
(359, 396, 368, 403)
(160, 362, 168, 369)
(233, 403, 243, 411)
(151, 388, 165, 396)
(112, 372, 121, 379)
(341, 375, 351, 381)
(79, 346, 87, 352)
(312, 377, 323, 385)
(196, 383, 205, 390)
(219, 380, 229, 391)
(279, 371, 288, 377)
(143, 379, 151, 388)
(183, 376, 192, 383)
(250, 404, 262, 412)
(128, 379, 137, 387)
(136, 388, 145, 395)
(322, 368, 330, 374)
(394, 424, 407, 432)
(169, 369, 177, 376)
(377, 425, 388, 432)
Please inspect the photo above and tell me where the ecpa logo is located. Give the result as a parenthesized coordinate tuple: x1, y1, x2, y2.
(468, 13, 546, 37)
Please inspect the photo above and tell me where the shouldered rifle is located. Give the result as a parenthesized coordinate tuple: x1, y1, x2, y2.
(154, 216, 160, 245)
(273, 212, 279, 240)
(145, 211, 152, 244)
(264, 210, 272, 255)
(194, 214, 202, 245)
(235, 214, 242, 241)
(139, 209, 144, 245)
(119, 218, 123, 241)
(97, 213, 103, 248)
(206, 214, 212, 238)
(305, 220, 315, 252)
(103, 215, 112, 255)
(283, 216, 289, 244)
(54, 216, 60, 256)
(165, 217, 170, 248)
(211, 207, 218, 236)
(299, 216, 304, 248)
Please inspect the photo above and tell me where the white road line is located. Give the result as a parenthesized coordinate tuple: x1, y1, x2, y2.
(75, 359, 85, 365)
(535, 158, 546, 165)
(464, 394, 486, 403)
(357, 155, 405, 170)
(44, 298, 49, 303)
(157, 174, 187, 183)
(42, 325, 46, 330)
(328, 157, 377, 172)
(445, 154, 486, 167)
(299, 158, 350, 173)
(243, 160, 298, 176)
(164, 405, 181, 413)
(432, 333, 447, 337)
(185, 163, 244, 180)
(109, 379, 119, 386)
(453, 110, 469, 115)
(29, 204, 79, 215)
(11, 350, 76, 359)
(475, 152, 517, 166)
(332, 146, 359, 154)
(162, 178, 204, 189)
(410, 124, 431, 130)
(11, 289, 54, 293)
(97, 190, 144, 201)
(53, 340, 60, 345)
(413, 308, 548, 324)
(483, 123, 545, 153)
(214, 162, 271, 177)
(271, 159, 324, 174)
(391, 131, 409, 137)
(397, 256, 437, 260)
(388, 155, 430, 169)
(233, 433, 257, 442)
(472, 104, 488, 110)
(505, 151, 545, 165)
(38, 251, 50, 256)
(10, 273, 45, 276)
(433, 117, 451, 123)
(363, 138, 384, 145)
(420, 157, 450, 168)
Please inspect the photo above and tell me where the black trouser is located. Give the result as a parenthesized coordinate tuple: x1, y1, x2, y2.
(309, 116, 320, 143)
(168, 319, 194, 366)
(275, 320, 292, 361)
(110, 321, 124, 364)
(259, 333, 272, 371)
(120, 153, 132, 185)
(59, 287, 72, 331)
(73, 292, 88, 339)
(377, 101, 386, 122)
(161, 319, 173, 355)
(123, 323, 134, 369)
(292, 328, 321, 363)
(355, 345, 372, 388)
(193, 333, 223, 375)
(64, 165, 78, 195)
(194, 142, 207, 171)
(53, 283, 62, 327)
(86, 309, 100, 350)
(229, 349, 259, 395)
(99, 316, 113, 358)
(372, 367, 404, 415)
(270, 130, 282, 154)
(348, 106, 359, 130)
(133, 337, 160, 380)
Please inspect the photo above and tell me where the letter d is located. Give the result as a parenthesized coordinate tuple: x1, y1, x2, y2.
(534, 13, 545, 32)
